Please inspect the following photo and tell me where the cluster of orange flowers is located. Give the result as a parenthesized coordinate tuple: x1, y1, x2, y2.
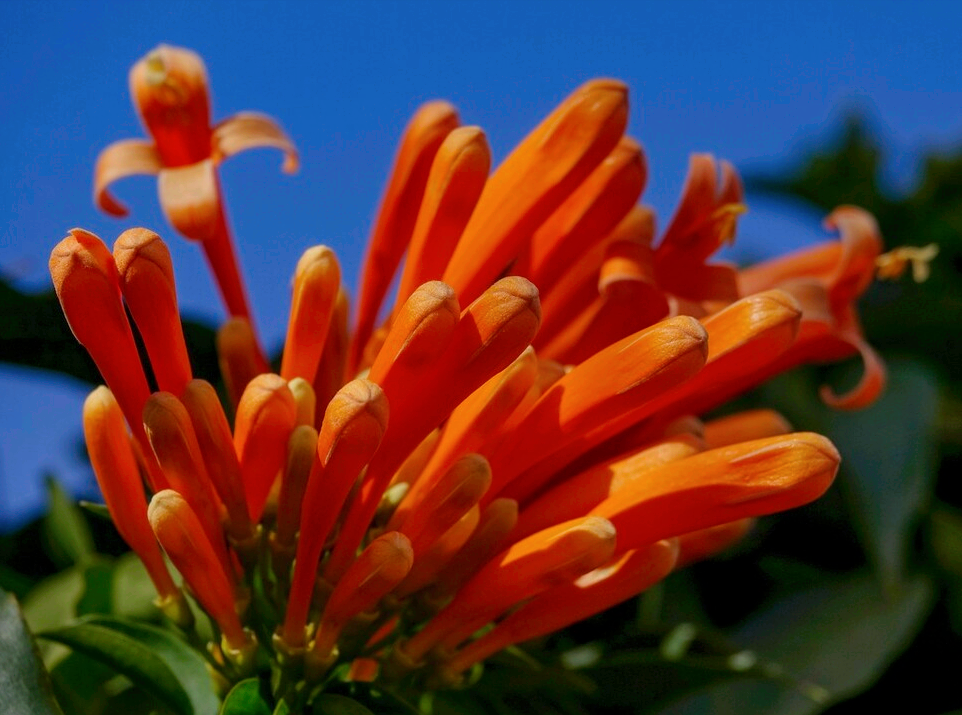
(51, 45, 895, 702)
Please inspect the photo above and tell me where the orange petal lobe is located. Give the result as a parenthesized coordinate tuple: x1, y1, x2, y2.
(211, 112, 299, 173)
(94, 139, 162, 216)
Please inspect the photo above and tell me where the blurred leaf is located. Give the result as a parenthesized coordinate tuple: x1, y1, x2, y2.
(220, 678, 271, 715)
(761, 359, 939, 590)
(82, 615, 219, 715)
(0, 589, 63, 715)
(38, 621, 195, 715)
(77, 561, 114, 616)
(43, 476, 95, 568)
(112, 551, 162, 621)
(22, 567, 85, 664)
(930, 502, 962, 635)
(822, 360, 939, 591)
(654, 572, 934, 715)
(0, 563, 34, 599)
(312, 694, 377, 715)
(49, 650, 117, 715)
(102, 685, 176, 715)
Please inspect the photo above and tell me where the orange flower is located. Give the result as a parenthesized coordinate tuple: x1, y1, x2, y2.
(57, 53, 900, 702)
(94, 44, 297, 331)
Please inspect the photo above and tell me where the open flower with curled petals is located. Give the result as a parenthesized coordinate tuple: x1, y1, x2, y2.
(95, 44, 297, 328)
(50, 48, 912, 712)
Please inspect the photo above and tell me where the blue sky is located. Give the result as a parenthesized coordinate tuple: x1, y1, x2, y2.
(2, 0, 961, 527)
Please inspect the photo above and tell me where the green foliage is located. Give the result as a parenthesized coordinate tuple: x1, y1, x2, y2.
(38, 619, 210, 715)
(0, 589, 63, 715)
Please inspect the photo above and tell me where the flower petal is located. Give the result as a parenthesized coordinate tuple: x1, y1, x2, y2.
(283, 380, 388, 647)
(443, 80, 629, 305)
(129, 45, 212, 167)
(49, 229, 165, 491)
(517, 136, 647, 291)
(327, 277, 541, 584)
(394, 126, 491, 308)
(442, 540, 678, 677)
(84, 387, 178, 599)
(401, 516, 616, 662)
(490, 315, 708, 504)
(590, 433, 840, 551)
(113, 228, 192, 395)
(157, 161, 221, 241)
(93, 139, 162, 216)
(280, 245, 341, 383)
(211, 112, 299, 173)
(351, 101, 460, 373)
(143, 393, 233, 575)
(233, 374, 298, 523)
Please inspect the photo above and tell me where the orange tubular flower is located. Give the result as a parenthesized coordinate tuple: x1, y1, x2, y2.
(148, 490, 249, 651)
(94, 44, 298, 332)
(61, 52, 905, 703)
(83, 387, 179, 602)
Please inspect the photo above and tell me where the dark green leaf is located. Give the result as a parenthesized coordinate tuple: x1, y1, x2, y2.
(111, 551, 162, 620)
(0, 563, 34, 599)
(81, 615, 219, 715)
(654, 573, 934, 715)
(38, 621, 195, 715)
(22, 567, 85, 664)
(0, 590, 63, 715)
(219, 678, 271, 715)
(43, 476, 95, 568)
(822, 360, 939, 590)
(77, 560, 114, 616)
(762, 359, 939, 590)
(49, 650, 118, 714)
(312, 694, 377, 715)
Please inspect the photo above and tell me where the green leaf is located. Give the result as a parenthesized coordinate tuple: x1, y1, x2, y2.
(654, 572, 934, 715)
(82, 615, 220, 715)
(219, 678, 271, 715)
(0, 590, 64, 715)
(761, 359, 939, 591)
(43, 476, 95, 568)
(76, 560, 114, 616)
(22, 567, 85, 665)
(112, 551, 162, 620)
(37, 621, 196, 715)
(822, 360, 939, 591)
(312, 694, 377, 715)
(49, 650, 118, 715)
(0, 563, 34, 599)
